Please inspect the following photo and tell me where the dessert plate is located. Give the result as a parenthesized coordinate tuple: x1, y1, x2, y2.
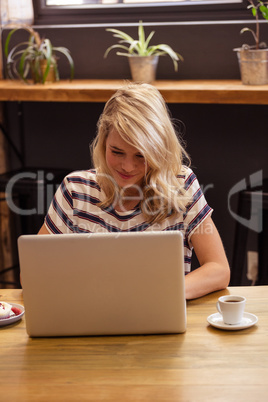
(0, 303, 25, 327)
(207, 312, 258, 331)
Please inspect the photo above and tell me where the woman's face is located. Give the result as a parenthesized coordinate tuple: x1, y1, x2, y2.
(105, 129, 147, 191)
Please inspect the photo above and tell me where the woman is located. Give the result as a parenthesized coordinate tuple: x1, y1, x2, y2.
(38, 82, 230, 299)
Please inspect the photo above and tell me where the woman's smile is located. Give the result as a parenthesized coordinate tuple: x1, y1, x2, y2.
(117, 171, 136, 180)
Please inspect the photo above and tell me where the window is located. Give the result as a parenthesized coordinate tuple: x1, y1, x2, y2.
(45, 0, 234, 4)
(33, 0, 249, 25)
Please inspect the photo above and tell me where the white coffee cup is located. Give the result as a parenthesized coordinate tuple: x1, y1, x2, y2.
(216, 295, 246, 325)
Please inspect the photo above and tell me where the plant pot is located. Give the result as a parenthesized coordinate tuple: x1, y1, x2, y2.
(128, 55, 159, 83)
(234, 47, 268, 85)
(31, 59, 57, 84)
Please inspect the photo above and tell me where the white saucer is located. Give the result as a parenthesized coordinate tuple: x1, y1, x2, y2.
(207, 312, 258, 330)
(0, 303, 25, 327)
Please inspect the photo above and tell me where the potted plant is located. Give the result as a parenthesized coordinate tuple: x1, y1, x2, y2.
(234, 0, 268, 85)
(104, 21, 183, 83)
(4, 24, 74, 84)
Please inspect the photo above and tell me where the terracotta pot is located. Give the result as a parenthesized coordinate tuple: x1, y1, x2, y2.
(234, 47, 268, 85)
(128, 55, 159, 83)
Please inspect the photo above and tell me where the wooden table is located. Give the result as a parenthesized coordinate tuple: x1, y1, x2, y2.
(1, 79, 268, 104)
(0, 286, 267, 401)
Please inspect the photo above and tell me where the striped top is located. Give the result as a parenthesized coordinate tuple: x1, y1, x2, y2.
(44, 166, 212, 273)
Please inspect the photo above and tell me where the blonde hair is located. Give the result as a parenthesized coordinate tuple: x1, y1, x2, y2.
(91, 82, 191, 224)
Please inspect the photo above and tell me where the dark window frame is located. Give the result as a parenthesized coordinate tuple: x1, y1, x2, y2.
(33, 0, 251, 25)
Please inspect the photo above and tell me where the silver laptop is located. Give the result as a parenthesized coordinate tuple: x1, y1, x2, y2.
(18, 231, 186, 337)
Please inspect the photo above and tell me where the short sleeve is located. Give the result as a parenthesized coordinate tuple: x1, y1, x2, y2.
(182, 168, 213, 248)
(45, 175, 75, 234)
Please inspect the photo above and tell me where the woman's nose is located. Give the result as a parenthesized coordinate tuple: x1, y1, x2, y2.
(121, 156, 136, 172)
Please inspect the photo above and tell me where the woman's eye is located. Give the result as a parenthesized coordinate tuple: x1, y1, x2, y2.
(112, 150, 123, 156)
(136, 154, 144, 159)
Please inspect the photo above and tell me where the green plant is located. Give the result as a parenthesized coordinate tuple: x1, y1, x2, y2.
(104, 21, 183, 72)
(4, 24, 74, 84)
(241, 0, 268, 49)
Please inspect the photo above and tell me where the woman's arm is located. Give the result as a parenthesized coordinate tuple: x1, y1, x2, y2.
(185, 215, 230, 300)
(38, 223, 50, 235)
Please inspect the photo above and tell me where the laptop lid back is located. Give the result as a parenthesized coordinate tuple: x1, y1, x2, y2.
(18, 231, 186, 337)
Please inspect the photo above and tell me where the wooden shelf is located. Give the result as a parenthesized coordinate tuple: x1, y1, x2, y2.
(1, 79, 268, 104)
